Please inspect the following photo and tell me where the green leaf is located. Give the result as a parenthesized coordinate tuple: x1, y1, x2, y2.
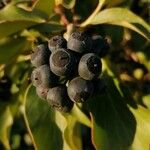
(62, 0, 76, 9)
(0, 3, 46, 38)
(0, 21, 63, 40)
(0, 105, 13, 150)
(62, 104, 91, 150)
(0, 37, 27, 64)
(0, 21, 36, 39)
(87, 76, 137, 150)
(70, 104, 91, 128)
(82, 8, 150, 40)
(55, 104, 91, 150)
(24, 85, 63, 150)
(130, 106, 150, 150)
(0, 3, 46, 22)
(34, 0, 55, 16)
(63, 119, 82, 150)
(105, 0, 126, 7)
(87, 76, 150, 150)
(143, 95, 150, 109)
(55, 110, 82, 150)
(33, 22, 64, 34)
(55, 104, 90, 150)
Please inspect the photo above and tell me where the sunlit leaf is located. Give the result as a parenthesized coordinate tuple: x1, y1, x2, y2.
(142, 95, 150, 109)
(54, 101, 91, 150)
(82, 8, 150, 40)
(24, 85, 63, 150)
(55, 110, 82, 150)
(61, 104, 91, 150)
(130, 106, 150, 150)
(0, 3, 46, 39)
(0, 21, 36, 39)
(63, 118, 82, 150)
(0, 3, 46, 22)
(0, 105, 13, 150)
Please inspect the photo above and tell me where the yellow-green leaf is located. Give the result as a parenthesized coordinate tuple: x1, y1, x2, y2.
(82, 8, 150, 40)
(0, 3, 45, 22)
(0, 21, 36, 39)
(55, 104, 91, 150)
(0, 106, 13, 150)
(130, 106, 150, 150)
(34, 0, 55, 16)
(55, 110, 82, 150)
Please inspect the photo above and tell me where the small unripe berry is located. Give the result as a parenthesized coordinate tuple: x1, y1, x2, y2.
(47, 86, 73, 112)
(67, 77, 94, 103)
(78, 53, 102, 80)
(31, 65, 58, 88)
(67, 32, 92, 53)
(92, 35, 110, 57)
(31, 44, 50, 67)
(49, 48, 76, 77)
(48, 35, 67, 52)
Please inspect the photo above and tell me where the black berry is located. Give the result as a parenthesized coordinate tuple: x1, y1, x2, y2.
(31, 65, 58, 88)
(30, 32, 107, 113)
(49, 48, 76, 77)
(78, 53, 102, 80)
(31, 44, 50, 67)
(92, 35, 110, 57)
(36, 86, 49, 100)
(67, 77, 94, 103)
(47, 85, 73, 112)
(67, 32, 92, 53)
(48, 35, 67, 52)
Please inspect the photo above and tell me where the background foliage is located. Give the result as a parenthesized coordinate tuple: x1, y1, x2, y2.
(0, 0, 150, 150)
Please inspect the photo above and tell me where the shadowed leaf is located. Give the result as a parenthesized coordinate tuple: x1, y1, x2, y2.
(87, 76, 137, 150)
(87, 75, 150, 150)
(24, 85, 63, 150)
(0, 37, 27, 64)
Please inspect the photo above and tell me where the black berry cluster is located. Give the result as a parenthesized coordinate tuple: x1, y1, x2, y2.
(30, 32, 109, 112)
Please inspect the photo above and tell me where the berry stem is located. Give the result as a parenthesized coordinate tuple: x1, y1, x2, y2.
(64, 23, 76, 41)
